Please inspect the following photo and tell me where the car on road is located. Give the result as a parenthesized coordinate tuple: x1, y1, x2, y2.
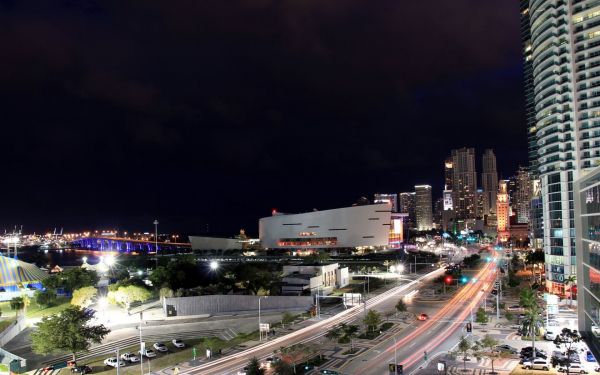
(557, 363, 588, 373)
(417, 313, 429, 321)
(507, 305, 523, 312)
(237, 367, 249, 375)
(120, 352, 140, 363)
(587, 351, 597, 362)
(71, 366, 92, 374)
(545, 329, 557, 341)
(172, 339, 185, 348)
(103, 358, 125, 368)
(522, 358, 549, 371)
(153, 342, 168, 352)
(139, 349, 157, 358)
(496, 344, 518, 354)
(592, 324, 600, 336)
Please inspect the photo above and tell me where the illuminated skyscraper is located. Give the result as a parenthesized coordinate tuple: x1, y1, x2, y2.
(374, 193, 398, 213)
(514, 167, 532, 224)
(399, 192, 416, 229)
(521, 0, 600, 295)
(481, 149, 498, 216)
(415, 185, 433, 231)
(497, 180, 510, 242)
(451, 147, 477, 220)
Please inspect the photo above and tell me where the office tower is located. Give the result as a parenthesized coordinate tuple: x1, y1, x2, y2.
(444, 158, 454, 191)
(481, 149, 498, 216)
(515, 167, 532, 224)
(451, 147, 477, 220)
(415, 185, 433, 231)
(497, 180, 510, 242)
(374, 193, 398, 213)
(399, 192, 416, 229)
(521, 0, 600, 295)
(433, 197, 444, 229)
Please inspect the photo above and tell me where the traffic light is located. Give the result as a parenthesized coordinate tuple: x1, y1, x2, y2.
(445, 276, 452, 284)
(466, 322, 472, 332)
(460, 276, 468, 283)
(491, 289, 498, 295)
(388, 364, 396, 374)
(424, 351, 428, 361)
(397, 364, 403, 374)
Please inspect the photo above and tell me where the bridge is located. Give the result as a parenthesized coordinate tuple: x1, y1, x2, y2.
(72, 236, 191, 253)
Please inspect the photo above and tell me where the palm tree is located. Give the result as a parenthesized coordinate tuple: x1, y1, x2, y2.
(520, 288, 542, 359)
(565, 275, 577, 306)
(9, 297, 25, 318)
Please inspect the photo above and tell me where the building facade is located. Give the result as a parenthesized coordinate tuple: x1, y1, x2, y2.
(259, 203, 392, 249)
(374, 193, 398, 213)
(415, 185, 433, 231)
(497, 180, 511, 242)
(481, 149, 499, 216)
(515, 166, 532, 224)
(522, 0, 600, 294)
(451, 147, 477, 220)
(575, 167, 600, 351)
(399, 192, 416, 229)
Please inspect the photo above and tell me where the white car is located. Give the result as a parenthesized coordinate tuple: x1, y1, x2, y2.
(153, 342, 168, 352)
(544, 329, 557, 341)
(121, 352, 140, 362)
(593, 324, 600, 336)
(104, 357, 125, 368)
(172, 339, 185, 348)
(557, 363, 588, 373)
(522, 358, 549, 371)
(139, 349, 157, 358)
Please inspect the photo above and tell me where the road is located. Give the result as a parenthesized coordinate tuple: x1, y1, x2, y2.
(181, 268, 447, 375)
(341, 255, 499, 375)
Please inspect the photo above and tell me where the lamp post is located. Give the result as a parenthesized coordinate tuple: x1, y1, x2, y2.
(153, 219, 159, 268)
(258, 296, 268, 341)
(139, 311, 144, 375)
(393, 336, 397, 368)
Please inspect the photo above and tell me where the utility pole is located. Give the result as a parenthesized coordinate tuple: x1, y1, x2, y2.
(116, 347, 120, 375)
(139, 312, 144, 375)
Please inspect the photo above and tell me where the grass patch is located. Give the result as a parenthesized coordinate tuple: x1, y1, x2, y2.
(341, 348, 358, 355)
(0, 298, 71, 319)
(0, 318, 16, 333)
(380, 322, 394, 331)
(358, 331, 380, 340)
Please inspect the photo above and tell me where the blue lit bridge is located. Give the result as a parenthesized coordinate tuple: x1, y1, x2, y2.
(72, 236, 191, 253)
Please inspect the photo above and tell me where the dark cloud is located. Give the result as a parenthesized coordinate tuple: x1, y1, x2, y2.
(0, 0, 526, 235)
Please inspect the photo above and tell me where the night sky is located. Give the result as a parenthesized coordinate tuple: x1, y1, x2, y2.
(0, 1, 526, 236)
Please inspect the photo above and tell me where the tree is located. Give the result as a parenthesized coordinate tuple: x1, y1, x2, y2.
(363, 309, 381, 332)
(10, 297, 25, 317)
(159, 287, 174, 300)
(281, 312, 295, 328)
(273, 361, 294, 375)
(553, 328, 583, 375)
(245, 357, 265, 375)
(565, 275, 577, 306)
(395, 298, 407, 317)
(108, 285, 152, 310)
(455, 336, 475, 371)
(384, 310, 395, 322)
(520, 288, 542, 359)
(30, 306, 110, 361)
(71, 286, 97, 308)
(325, 326, 342, 342)
(474, 334, 509, 374)
(339, 323, 360, 351)
(34, 289, 57, 308)
(43, 268, 99, 293)
(279, 344, 311, 373)
(475, 307, 488, 324)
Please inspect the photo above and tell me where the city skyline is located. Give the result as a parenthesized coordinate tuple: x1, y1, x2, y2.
(1, 2, 526, 236)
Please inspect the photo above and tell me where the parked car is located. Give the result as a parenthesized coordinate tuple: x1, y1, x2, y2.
(557, 363, 588, 373)
(587, 351, 596, 362)
(592, 324, 600, 336)
(417, 313, 429, 321)
(103, 357, 125, 368)
(153, 342, 168, 352)
(545, 329, 557, 341)
(522, 358, 549, 371)
(139, 349, 157, 358)
(71, 366, 92, 374)
(507, 305, 523, 312)
(172, 339, 185, 348)
(496, 344, 518, 354)
(121, 352, 140, 363)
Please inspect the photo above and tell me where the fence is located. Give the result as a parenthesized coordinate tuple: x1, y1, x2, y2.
(163, 295, 314, 316)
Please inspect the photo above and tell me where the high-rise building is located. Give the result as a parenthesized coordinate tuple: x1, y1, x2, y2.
(444, 158, 454, 191)
(433, 197, 444, 229)
(497, 180, 510, 242)
(521, 0, 600, 294)
(451, 147, 477, 220)
(374, 193, 398, 213)
(515, 167, 532, 224)
(481, 149, 499, 216)
(415, 185, 433, 231)
(399, 192, 416, 229)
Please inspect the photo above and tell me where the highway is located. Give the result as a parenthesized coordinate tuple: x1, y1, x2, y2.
(181, 268, 446, 375)
(341, 254, 499, 375)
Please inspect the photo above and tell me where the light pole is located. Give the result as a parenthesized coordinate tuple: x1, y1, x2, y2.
(258, 296, 268, 341)
(393, 336, 397, 368)
(153, 219, 159, 268)
(139, 311, 144, 375)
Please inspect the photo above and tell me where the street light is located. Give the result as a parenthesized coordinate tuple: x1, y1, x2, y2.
(153, 219, 159, 268)
(82, 256, 88, 264)
(258, 296, 268, 341)
(210, 261, 219, 271)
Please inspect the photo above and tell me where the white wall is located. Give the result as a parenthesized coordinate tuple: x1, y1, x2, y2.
(189, 236, 242, 251)
(259, 203, 391, 248)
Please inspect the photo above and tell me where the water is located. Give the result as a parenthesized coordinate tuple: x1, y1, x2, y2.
(2, 246, 123, 268)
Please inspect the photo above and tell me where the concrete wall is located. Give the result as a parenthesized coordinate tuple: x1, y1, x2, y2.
(0, 316, 27, 348)
(163, 295, 313, 316)
(188, 236, 242, 251)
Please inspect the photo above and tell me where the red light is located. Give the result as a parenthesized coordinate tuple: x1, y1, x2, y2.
(445, 276, 452, 284)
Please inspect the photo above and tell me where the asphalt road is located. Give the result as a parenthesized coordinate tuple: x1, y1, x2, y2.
(180, 269, 447, 375)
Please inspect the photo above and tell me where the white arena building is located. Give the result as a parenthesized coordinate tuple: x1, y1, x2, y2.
(259, 203, 392, 249)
